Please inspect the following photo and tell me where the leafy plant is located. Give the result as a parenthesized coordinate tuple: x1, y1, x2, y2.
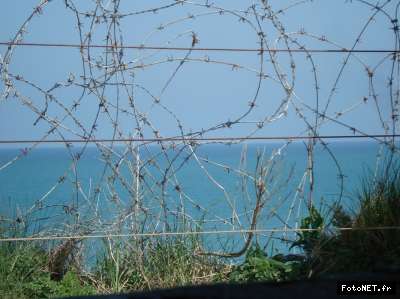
(229, 246, 302, 283)
(21, 271, 95, 298)
(290, 205, 324, 256)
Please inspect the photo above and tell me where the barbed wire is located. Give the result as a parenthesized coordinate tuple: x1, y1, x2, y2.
(0, 0, 399, 260)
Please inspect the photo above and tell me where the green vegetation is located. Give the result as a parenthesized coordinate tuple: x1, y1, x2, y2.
(0, 235, 228, 298)
(0, 242, 95, 298)
(288, 161, 400, 276)
(230, 160, 400, 281)
(229, 246, 302, 282)
(1, 162, 399, 297)
(93, 237, 227, 292)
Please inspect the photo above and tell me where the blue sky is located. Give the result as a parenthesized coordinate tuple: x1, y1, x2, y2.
(0, 0, 398, 144)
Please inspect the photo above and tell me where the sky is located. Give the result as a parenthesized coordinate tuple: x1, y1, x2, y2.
(0, 0, 399, 145)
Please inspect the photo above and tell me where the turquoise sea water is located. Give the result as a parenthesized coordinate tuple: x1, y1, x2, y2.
(0, 140, 388, 256)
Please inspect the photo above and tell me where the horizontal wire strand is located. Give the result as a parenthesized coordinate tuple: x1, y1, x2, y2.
(0, 134, 399, 144)
(1, 226, 399, 242)
(0, 42, 399, 53)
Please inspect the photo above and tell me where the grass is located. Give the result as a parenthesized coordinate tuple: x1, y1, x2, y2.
(0, 234, 230, 298)
(93, 236, 229, 292)
(0, 242, 95, 298)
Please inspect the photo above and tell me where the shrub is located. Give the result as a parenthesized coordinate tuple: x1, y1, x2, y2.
(290, 160, 400, 275)
(329, 161, 400, 272)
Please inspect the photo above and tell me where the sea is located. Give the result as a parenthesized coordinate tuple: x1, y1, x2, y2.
(0, 140, 391, 259)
